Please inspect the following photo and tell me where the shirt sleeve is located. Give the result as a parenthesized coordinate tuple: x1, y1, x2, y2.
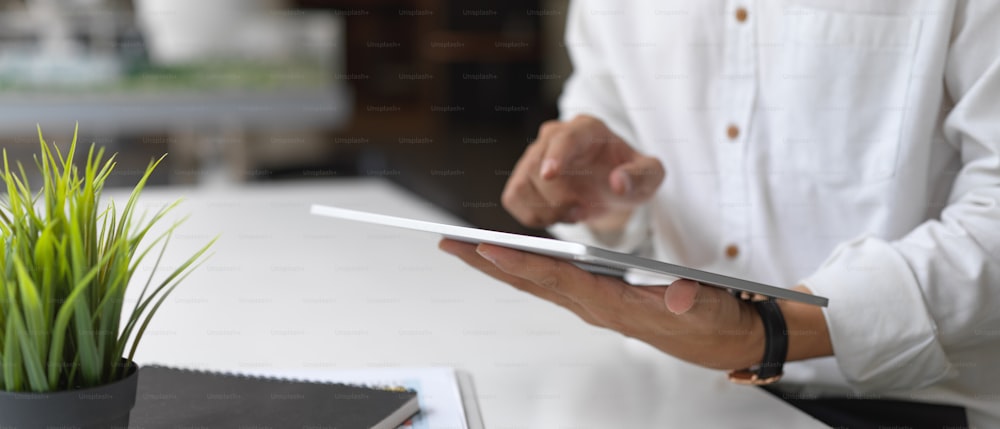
(548, 0, 651, 253)
(802, 0, 1000, 393)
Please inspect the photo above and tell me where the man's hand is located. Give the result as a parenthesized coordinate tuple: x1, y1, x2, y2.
(439, 239, 768, 370)
(502, 115, 665, 230)
(440, 239, 834, 370)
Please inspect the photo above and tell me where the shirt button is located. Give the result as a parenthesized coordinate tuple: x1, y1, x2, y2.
(735, 7, 748, 23)
(726, 124, 740, 140)
(725, 244, 740, 259)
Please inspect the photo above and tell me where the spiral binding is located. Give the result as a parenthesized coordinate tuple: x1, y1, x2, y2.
(143, 364, 418, 394)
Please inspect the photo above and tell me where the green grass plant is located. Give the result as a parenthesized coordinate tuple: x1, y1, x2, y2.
(0, 125, 215, 392)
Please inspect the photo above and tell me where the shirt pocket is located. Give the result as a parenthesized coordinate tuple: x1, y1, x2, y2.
(775, 8, 921, 184)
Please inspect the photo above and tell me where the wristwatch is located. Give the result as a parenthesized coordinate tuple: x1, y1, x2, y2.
(727, 292, 788, 385)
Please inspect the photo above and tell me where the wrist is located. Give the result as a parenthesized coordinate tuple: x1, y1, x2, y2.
(777, 285, 834, 362)
(727, 286, 832, 384)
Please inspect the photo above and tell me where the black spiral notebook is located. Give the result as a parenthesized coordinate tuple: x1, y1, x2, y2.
(130, 366, 420, 429)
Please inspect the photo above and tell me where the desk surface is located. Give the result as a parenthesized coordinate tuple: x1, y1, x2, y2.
(123, 178, 826, 428)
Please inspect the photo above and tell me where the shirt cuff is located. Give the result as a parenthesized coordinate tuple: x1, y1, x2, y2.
(801, 235, 958, 392)
(548, 203, 651, 253)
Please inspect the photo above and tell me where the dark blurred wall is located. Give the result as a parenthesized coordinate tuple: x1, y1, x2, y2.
(294, 0, 570, 234)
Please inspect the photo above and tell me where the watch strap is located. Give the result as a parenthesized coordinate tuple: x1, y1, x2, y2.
(728, 296, 788, 385)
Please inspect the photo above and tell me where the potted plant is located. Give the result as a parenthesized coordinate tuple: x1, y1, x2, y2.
(0, 126, 215, 428)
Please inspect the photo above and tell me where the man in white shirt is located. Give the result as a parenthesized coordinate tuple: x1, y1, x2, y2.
(440, 0, 1000, 426)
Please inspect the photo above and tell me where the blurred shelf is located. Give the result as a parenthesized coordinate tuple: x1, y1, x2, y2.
(0, 86, 352, 134)
(0, 59, 348, 133)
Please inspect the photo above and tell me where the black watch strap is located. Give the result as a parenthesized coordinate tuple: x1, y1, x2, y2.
(728, 295, 788, 385)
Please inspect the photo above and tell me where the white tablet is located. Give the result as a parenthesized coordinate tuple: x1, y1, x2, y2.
(310, 204, 828, 307)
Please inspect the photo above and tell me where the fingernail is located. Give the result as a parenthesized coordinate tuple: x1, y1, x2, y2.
(540, 159, 557, 177)
(617, 170, 633, 195)
(476, 246, 498, 264)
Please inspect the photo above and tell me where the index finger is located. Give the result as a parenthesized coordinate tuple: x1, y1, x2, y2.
(539, 126, 592, 180)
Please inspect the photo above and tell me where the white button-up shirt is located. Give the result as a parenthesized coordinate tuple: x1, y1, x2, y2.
(549, 0, 1000, 426)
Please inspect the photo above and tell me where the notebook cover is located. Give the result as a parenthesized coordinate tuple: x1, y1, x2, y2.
(130, 366, 419, 429)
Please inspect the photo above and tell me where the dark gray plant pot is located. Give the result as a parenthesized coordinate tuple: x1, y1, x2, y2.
(0, 361, 138, 429)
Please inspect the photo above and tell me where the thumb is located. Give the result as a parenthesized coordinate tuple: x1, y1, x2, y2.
(609, 155, 665, 201)
(664, 279, 702, 315)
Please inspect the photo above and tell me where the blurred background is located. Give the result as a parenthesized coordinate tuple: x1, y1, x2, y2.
(0, 0, 571, 234)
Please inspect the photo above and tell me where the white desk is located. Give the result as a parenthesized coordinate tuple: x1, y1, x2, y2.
(123, 178, 826, 428)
